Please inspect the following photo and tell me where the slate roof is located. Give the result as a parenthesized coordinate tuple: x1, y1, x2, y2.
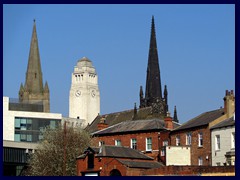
(117, 159, 163, 169)
(86, 107, 180, 134)
(85, 107, 152, 133)
(92, 119, 166, 136)
(173, 108, 224, 131)
(96, 145, 153, 160)
(210, 116, 235, 129)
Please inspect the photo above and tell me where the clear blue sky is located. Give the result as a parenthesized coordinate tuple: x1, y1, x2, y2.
(3, 4, 235, 123)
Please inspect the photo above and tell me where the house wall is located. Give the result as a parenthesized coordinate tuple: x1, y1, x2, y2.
(170, 126, 211, 166)
(92, 131, 170, 162)
(211, 126, 235, 166)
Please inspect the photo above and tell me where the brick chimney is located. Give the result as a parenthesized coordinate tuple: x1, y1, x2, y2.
(164, 112, 173, 130)
(223, 90, 235, 118)
(97, 116, 108, 131)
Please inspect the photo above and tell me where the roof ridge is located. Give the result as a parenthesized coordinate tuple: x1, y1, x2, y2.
(174, 108, 224, 131)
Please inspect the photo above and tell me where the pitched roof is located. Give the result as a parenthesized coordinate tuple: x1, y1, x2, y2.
(210, 116, 235, 129)
(86, 107, 180, 134)
(96, 145, 153, 160)
(117, 159, 163, 169)
(173, 108, 224, 131)
(85, 107, 152, 133)
(92, 119, 166, 136)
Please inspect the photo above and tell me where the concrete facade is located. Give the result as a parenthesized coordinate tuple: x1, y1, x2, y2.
(69, 57, 100, 126)
(211, 124, 235, 166)
(3, 96, 62, 141)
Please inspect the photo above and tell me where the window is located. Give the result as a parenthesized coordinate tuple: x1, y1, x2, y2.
(215, 135, 220, 150)
(231, 132, 235, 149)
(176, 136, 180, 146)
(186, 133, 192, 145)
(115, 140, 121, 146)
(163, 140, 168, 146)
(87, 153, 94, 169)
(146, 137, 152, 151)
(198, 132, 203, 147)
(99, 141, 105, 147)
(161, 149, 165, 156)
(198, 156, 203, 166)
(131, 138, 137, 149)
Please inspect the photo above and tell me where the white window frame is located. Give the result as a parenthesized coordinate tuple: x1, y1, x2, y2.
(231, 132, 235, 149)
(215, 135, 220, 150)
(99, 141, 105, 147)
(146, 137, 152, 151)
(163, 140, 168, 146)
(130, 138, 137, 149)
(115, 139, 121, 146)
(198, 132, 203, 147)
(186, 133, 192, 145)
(198, 156, 203, 166)
(176, 136, 180, 146)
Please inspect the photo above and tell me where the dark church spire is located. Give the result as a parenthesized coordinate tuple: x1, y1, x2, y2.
(145, 16, 162, 106)
(139, 16, 168, 118)
(173, 106, 179, 123)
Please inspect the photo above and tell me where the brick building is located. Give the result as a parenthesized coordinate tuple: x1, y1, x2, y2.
(76, 145, 163, 176)
(91, 116, 179, 163)
(170, 90, 235, 166)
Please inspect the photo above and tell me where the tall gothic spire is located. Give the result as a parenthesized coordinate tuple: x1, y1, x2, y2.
(24, 19, 43, 93)
(19, 20, 50, 112)
(145, 16, 162, 106)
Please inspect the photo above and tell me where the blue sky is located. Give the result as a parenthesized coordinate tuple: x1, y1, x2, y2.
(3, 4, 235, 123)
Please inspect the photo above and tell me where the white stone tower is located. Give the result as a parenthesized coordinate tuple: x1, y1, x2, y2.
(69, 57, 100, 126)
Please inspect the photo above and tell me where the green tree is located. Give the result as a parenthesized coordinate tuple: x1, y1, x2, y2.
(26, 124, 91, 176)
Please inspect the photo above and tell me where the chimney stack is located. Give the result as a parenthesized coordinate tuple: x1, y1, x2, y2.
(223, 90, 235, 118)
(97, 116, 108, 130)
(164, 112, 173, 130)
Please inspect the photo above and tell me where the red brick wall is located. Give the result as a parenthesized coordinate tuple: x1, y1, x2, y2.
(92, 130, 170, 162)
(142, 165, 235, 176)
(77, 156, 155, 176)
(170, 125, 212, 166)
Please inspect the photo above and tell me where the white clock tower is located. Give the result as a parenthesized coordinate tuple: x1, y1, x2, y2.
(69, 57, 100, 126)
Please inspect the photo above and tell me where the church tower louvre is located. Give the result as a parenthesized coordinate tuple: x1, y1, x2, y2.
(139, 16, 168, 118)
(19, 20, 50, 112)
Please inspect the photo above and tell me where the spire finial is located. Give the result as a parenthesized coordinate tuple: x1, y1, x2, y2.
(173, 106, 179, 123)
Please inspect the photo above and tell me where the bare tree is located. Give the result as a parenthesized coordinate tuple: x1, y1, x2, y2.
(26, 124, 91, 176)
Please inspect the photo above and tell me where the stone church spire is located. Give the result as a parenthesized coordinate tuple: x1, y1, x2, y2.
(145, 16, 162, 106)
(25, 19, 43, 94)
(139, 16, 168, 118)
(19, 20, 50, 112)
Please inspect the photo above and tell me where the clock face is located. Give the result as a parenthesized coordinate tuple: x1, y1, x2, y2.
(91, 90, 96, 97)
(75, 90, 81, 97)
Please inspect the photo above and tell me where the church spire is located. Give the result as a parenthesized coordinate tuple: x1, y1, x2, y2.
(19, 20, 50, 112)
(24, 19, 43, 94)
(173, 106, 179, 123)
(145, 16, 162, 106)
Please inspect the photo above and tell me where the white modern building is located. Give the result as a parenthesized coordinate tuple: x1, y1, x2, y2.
(3, 96, 62, 142)
(69, 57, 100, 126)
(211, 115, 235, 166)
